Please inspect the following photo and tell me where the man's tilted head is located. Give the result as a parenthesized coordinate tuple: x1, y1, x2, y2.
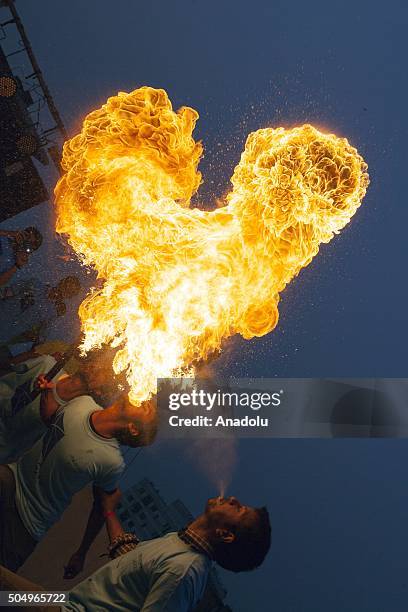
(204, 496, 271, 572)
(113, 395, 158, 448)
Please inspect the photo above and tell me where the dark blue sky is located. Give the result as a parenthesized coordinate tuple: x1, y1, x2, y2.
(2, 1, 408, 610)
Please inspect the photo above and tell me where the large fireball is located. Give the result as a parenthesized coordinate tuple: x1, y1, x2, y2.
(55, 87, 369, 404)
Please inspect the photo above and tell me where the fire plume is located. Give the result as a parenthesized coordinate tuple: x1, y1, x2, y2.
(55, 87, 369, 405)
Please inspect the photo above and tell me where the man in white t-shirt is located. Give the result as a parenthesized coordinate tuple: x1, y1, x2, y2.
(0, 389, 157, 575)
(0, 354, 67, 462)
(0, 348, 121, 463)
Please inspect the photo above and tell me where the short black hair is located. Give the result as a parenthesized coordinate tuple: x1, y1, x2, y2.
(215, 507, 271, 572)
(118, 413, 158, 448)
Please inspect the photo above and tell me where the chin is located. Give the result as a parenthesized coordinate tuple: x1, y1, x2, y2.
(205, 497, 220, 513)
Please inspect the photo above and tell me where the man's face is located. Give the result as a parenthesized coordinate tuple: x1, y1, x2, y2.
(25, 229, 38, 249)
(15, 229, 39, 252)
(205, 496, 257, 528)
(47, 287, 59, 301)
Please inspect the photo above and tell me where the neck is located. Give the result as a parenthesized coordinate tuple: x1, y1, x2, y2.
(188, 516, 214, 546)
(90, 405, 121, 439)
(55, 374, 87, 401)
(181, 516, 215, 559)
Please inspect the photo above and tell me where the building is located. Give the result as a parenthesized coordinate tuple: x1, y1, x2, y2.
(117, 477, 193, 539)
(117, 478, 232, 612)
(0, 1, 66, 221)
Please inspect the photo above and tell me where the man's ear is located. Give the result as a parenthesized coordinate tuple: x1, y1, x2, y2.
(215, 528, 235, 544)
(128, 422, 139, 438)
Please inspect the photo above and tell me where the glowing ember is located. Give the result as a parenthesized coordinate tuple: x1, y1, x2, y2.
(55, 87, 369, 405)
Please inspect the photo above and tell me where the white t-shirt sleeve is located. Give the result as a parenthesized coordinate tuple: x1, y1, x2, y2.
(93, 456, 124, 492)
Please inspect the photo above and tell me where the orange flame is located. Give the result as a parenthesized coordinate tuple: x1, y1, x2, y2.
(55, 87, 369, 405)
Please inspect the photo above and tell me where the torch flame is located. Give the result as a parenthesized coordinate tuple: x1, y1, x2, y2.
(55, 87, 369, 405)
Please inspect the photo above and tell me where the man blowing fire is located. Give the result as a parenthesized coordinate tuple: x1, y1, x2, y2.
(0, 491, 271, 611)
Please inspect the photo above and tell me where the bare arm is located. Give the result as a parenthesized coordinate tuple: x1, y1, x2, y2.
(105, 509, 125, 543)
(38, 377, 59, 426)
(0, 230, 19, 238)
(100, 488, 140, 559)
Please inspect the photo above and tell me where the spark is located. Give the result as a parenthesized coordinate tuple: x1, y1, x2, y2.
(55, 87, 369, 405)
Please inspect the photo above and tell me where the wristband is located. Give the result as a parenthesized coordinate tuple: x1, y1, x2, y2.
(108, 533, 140, 559)
(103, 511, 115, 519)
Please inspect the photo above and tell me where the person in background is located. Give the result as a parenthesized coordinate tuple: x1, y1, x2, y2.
(1, 340, 79, 376)
(0, 491, 271, 612)
(0, 275, 81, 362)
(0, 227, 43, 289)
(0, 322, 56, 373)
(0, 347, 121, 463)
(1, 274, 81, 320)
(0, 386, 157, 576)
